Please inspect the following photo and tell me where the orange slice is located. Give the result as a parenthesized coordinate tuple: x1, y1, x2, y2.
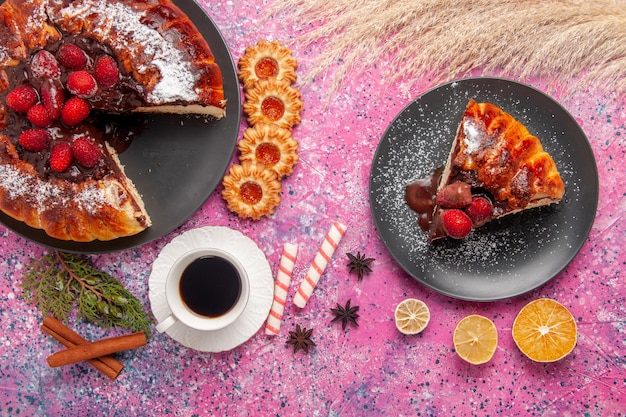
(512, 298, 577, 362)
(453, 315, 498, 364)
(394, 298, 430, 335)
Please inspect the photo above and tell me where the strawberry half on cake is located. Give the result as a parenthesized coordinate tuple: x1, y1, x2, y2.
(0, 0, 226, 242)
(406, 99, 565, 242)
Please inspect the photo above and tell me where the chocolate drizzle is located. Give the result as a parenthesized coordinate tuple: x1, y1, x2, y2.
(405, 166, 447, 241)
(405, 165, 500, 242)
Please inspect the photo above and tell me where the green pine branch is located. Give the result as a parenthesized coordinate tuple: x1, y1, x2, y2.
(21, 251, 152, 337)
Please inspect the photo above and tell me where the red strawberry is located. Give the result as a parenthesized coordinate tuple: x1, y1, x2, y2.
(66, 70, 97, 98)
(72, 137, 101, 168)
(442, 209, 473, 239)
(49, 143, 73, 173)
(57, 44, 87, 70)
(27, 104, 53, 127)
(41, 79, 65, 120)
(18, 129, 50, 152)
(30, 50, 61, 79)
(61, 97, 90, 126)
(94, 55, 119, 88)
(5, 86, 38, 112)
(436, 181, 472, 209)
(465, 196, 493, 228)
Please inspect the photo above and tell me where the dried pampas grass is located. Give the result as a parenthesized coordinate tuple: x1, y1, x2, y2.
(269, 0, 626, 95)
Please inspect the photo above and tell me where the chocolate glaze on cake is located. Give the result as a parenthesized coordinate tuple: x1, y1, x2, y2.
(1, 34, 146, 183)
(405, 167, 445, 240)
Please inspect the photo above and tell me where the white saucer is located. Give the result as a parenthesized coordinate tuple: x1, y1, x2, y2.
(148, 226, 273, 352)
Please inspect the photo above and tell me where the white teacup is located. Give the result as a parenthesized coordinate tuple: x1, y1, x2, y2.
(156, 247, 250, 333)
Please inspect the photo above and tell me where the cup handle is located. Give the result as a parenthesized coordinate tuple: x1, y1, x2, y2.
(155, 314, 177, 333)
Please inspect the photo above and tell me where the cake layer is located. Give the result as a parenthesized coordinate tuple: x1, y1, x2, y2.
(0, 135, 150, 241)
(443, 100, 565, 213)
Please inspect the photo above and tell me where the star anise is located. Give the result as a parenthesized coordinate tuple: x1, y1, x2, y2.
(286, 324, 316, 354)
(330, 299, 360, 330)
(346, 251, 374, 281)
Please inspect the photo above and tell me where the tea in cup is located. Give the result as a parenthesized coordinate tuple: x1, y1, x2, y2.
(156, 247, 250, 333)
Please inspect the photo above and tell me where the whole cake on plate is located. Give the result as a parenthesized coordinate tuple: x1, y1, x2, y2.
(0, 0, 226, 242)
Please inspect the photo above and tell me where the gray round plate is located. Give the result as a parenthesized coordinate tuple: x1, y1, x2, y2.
(369, 77, 598, 301)
(0, 0, 240, 253)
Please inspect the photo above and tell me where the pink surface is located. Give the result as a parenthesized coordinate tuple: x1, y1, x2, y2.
(1, 1, 625, 415)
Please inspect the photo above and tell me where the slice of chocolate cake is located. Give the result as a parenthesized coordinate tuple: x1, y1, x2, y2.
(406, 99, 565, 242)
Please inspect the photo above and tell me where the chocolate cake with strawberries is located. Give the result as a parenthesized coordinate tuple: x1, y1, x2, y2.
(406, 99, 565, 242)
(0, 0, 226, 241)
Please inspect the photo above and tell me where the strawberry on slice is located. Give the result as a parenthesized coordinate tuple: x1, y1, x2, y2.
(57, 43, 87, 70)
(5, 86, 38, 113)
(465, 196, 493, 228)
(436, 181, 472, 209)
(49, 143, 73, 173)
(442, 209, 473, 239)
(27, 104, 53, 127)
(41, 79, 65, 120)
(94, 55, 119, 88)
(18, 129, 50, 152)
(61, 97, 90, 126)
(66, 70, 97, 98)
(30, 50, 61, 80)
(72, 137, 101, 168)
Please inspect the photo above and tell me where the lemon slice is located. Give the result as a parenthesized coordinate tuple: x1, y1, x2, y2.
(512, 298, 577, 362)
(394, 298, 430, 335)
(453, 314, 498, 364)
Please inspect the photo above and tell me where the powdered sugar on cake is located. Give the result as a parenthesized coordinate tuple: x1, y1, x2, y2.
(24, 0, 49, 36)
(54, 0, 199, 104)
(462, 119, 483, 154)
(0, 164, 122, 216)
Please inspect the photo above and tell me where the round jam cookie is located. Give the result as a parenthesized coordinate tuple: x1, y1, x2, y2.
(221, 161, 282, 220)
(238, 40, 298, 91)
(243, 79, 303, 130)
(238, 123, 299, 179)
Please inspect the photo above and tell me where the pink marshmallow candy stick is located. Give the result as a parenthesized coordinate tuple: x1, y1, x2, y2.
(265, 243, 299, 336)
(293, 221, 347, 308)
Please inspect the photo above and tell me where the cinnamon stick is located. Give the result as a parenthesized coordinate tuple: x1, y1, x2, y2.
(41, 316, 123, 380)
(47, 332, 146, 368)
